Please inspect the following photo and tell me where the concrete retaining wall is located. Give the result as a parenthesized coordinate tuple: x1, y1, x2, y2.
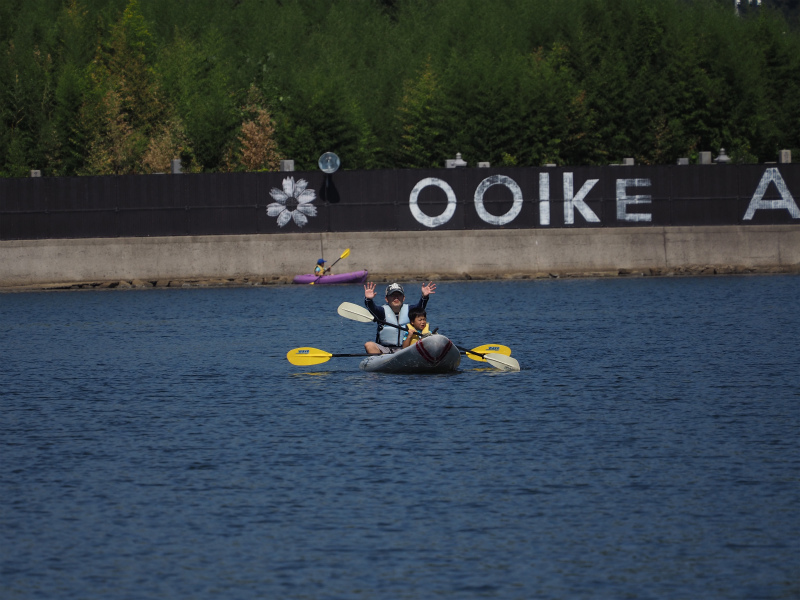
(2, 225, 799, 288)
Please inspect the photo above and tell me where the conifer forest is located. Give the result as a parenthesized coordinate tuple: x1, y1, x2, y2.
(1, 0, 799, 177)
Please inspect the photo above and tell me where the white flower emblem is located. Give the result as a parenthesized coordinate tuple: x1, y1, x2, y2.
(267, 177, 317, 227)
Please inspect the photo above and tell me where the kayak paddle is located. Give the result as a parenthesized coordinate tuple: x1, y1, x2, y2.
(340, 302, 507, 349)
(286, 345, 518, 370)
(338, 302, 417, 333)
(336, 302, 520, 371)
(310, 248, 351, 284)
(287, 346, 368, 365)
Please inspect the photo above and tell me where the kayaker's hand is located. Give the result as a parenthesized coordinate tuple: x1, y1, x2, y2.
(364, 282, 377, 300)
(422, 281, 436, 297)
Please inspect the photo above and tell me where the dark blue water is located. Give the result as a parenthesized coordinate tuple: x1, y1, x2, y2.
(2, 277, 799, 599)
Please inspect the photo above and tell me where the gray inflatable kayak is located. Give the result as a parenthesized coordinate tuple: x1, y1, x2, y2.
(359, 334, 461, 374)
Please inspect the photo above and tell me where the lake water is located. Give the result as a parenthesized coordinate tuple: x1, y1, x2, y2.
(2, 276, 799, 599)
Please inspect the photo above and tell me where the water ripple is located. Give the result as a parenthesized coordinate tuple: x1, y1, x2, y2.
(2, 278, 799, 599)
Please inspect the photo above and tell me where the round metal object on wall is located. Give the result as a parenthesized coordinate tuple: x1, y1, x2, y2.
(318, 152, 341, 174)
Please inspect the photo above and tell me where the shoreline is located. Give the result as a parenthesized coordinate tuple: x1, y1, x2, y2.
(3, 263, 798, 292)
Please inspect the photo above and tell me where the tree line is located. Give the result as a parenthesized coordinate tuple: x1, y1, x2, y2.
(1, 0, 799, 177)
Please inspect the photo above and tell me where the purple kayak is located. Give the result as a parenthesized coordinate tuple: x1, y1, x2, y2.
(293, 270, 369, 285)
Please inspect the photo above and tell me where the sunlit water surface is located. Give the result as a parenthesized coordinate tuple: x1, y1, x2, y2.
(2, 277, 799, 599)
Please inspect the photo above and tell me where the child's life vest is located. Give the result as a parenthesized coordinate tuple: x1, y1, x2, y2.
(405, 323, 431, 346)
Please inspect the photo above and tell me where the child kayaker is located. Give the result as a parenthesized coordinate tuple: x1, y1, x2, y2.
(402, 307, 431, 348)
(314, 258, 331, 276)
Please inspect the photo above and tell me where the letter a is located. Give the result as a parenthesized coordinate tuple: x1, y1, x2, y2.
(743, 168, 800, 220)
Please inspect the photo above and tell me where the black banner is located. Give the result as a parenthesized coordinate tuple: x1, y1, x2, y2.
(1, 164, 798, 240)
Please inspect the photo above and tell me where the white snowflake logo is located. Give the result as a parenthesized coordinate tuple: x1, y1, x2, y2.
(267, 177, 317, 227)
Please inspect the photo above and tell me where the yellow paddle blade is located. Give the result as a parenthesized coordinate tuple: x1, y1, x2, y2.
(465, 344, 512, 362)
(484, 353, 521, 372)
(339, 248, 351, 259)
(286, 347, 333, 366)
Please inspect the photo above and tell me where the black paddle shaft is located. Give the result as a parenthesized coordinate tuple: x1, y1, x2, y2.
(374, 318, 438, 337)
(364, 308, 495, 360)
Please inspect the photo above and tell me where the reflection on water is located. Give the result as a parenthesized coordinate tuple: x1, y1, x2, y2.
(2, 277, 799, 599)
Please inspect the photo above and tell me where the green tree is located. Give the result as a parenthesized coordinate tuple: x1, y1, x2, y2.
(395, 58, 447, 168)
(47, 1, 96, 175)
(2, 0, 800, 175)
(159, 28, 237, 171)
(0, 1, 63, 176)
(228, 84, 281, 172)
(81, 0, 174, 173)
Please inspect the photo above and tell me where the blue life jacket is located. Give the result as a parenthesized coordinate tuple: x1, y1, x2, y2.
(377, 304, 409, 346)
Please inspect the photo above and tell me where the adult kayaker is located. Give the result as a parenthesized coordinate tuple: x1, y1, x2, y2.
(363, 281, 436, 354)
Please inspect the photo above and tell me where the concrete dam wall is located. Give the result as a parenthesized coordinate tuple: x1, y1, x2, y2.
(2, 225, 799, 289)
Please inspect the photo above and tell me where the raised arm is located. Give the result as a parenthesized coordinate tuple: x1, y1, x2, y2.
(410, 281, 436, 310)
(363, 282, 385, 320)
